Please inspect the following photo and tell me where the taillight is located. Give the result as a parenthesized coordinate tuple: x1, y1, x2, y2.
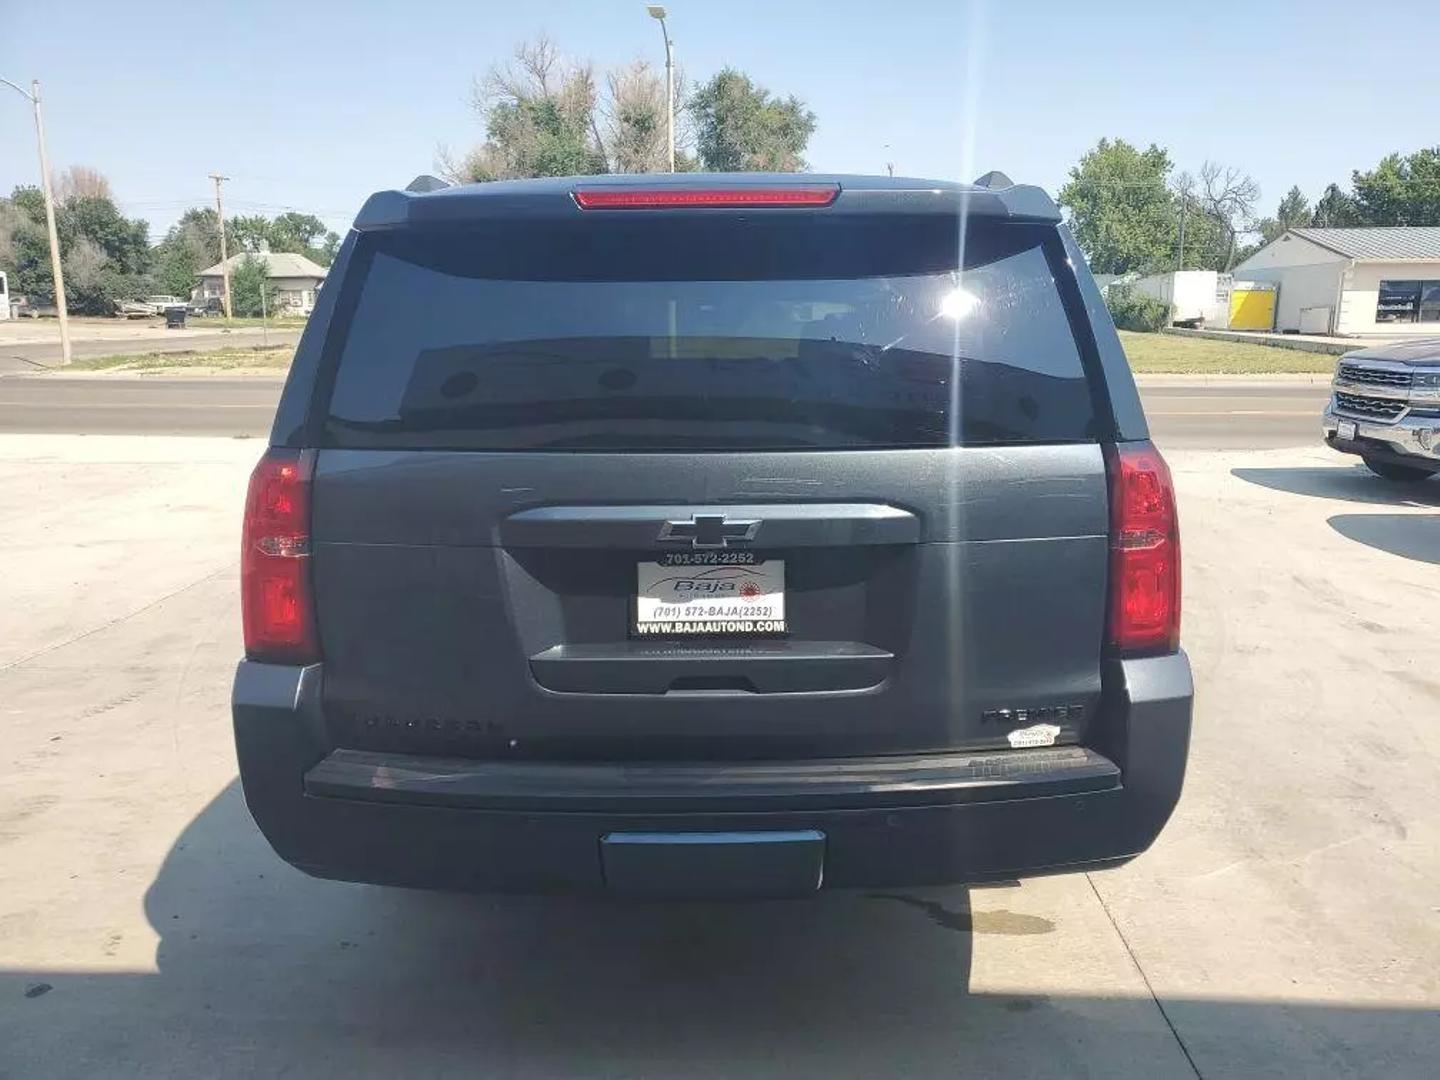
(241, 448, 318, 664)
(573, 185, 839, 209)
(1105, 441, 1181, 655)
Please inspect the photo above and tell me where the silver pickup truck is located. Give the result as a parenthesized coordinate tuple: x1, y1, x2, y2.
(1323, 339, 1440, 483)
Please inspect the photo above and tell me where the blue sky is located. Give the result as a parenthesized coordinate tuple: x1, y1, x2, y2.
(3, 0, 1435, 239)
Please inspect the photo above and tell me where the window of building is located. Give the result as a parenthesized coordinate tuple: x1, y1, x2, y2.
(1374, 279, 1440, 322)
(1421, 282, 1440, 323)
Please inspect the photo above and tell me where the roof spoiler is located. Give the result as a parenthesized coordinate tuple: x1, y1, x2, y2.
(355, 175, 1061, 231)
(405, 174, 450, 193)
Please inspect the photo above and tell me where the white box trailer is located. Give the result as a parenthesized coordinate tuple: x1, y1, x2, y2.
(0, 271, 10, 320)
(1128, 270, 1233, 328)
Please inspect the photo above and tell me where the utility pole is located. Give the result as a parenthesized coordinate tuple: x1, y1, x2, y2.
(647, 6, 675, 172)
(258, 258, 268, 347)
(209, 173, 232, 319)
(1176, 197, 1187, 274)
(1, 76, 72, 365)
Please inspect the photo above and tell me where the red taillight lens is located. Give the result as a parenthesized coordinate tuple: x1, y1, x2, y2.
(572, 185, 840, 210)
(241, 448, 318, 664)
(1106, 441, 1181, 655)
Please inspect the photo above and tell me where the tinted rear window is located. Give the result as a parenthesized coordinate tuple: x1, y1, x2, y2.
(322, 217, 1096, 450)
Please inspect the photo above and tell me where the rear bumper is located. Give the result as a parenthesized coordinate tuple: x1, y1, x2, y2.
(232, 653, 1193, 895)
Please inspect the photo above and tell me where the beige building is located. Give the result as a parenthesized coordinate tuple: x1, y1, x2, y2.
(196, 251, 327, 315)
(1233, 227, 1440, 336)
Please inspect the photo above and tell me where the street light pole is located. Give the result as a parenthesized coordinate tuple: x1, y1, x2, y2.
(1, 76, 72, 366)
(646, 6, 675, 172)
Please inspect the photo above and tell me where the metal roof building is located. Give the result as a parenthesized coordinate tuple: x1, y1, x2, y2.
(196, 251, 328, 315)
(1234, 227, 1440, 335)
(197, 251, 329, 280)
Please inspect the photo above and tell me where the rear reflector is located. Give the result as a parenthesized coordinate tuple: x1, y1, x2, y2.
(1105, 441, 1181, 655)
(241, 448, 319, 664)
(573, 185, 839, 210)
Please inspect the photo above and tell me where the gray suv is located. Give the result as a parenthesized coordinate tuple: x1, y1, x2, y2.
(1323, 339, 1440, 482)
(232, 173, 1193, 897)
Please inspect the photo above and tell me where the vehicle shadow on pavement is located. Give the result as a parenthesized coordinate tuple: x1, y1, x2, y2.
(5, 781, 1440, 1077)
(1231, 465, 1440, 506)
(1328, 513, 1440, 564)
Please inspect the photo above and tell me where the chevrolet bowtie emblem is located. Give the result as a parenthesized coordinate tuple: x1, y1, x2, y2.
(658, 514, 760, 549)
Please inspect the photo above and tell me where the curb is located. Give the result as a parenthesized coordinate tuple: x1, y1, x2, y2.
(1160, 327, 1354, 356)
(1134, 373, 1333, 388)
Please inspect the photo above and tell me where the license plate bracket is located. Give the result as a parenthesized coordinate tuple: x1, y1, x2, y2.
(633, 556, 787, 637)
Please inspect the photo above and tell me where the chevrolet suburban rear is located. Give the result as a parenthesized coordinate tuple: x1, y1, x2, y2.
(232, 173, 1193, 897)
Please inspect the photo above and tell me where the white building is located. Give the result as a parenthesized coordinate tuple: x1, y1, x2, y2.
(1232, 227, 1440, 336)
(196, 251, 328, 315)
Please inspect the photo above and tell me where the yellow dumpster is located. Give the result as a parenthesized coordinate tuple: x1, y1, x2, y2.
(1228, 283, 1277, 331)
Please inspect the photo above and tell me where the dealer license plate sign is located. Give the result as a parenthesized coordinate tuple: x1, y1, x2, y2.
(634, 556, 786, 636)
(1337, 420, 1357, 441)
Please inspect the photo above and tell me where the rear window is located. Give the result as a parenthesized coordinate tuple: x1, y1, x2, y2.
(322, 217, 1097, 450)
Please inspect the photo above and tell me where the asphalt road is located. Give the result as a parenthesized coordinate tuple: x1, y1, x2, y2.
(0, 377, 286, 437)
(1139, 381, 1332, 449)
(0, 375, 1334, 449)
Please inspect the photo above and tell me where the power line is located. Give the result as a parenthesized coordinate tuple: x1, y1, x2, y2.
(121, 198, 353, 216)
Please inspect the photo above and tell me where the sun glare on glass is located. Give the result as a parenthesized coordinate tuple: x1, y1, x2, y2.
(938, 287, 979, 321)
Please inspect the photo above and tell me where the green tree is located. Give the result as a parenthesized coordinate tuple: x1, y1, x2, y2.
(450, 36, 607, 182)
(62, 238, 130, 314)
(212, 211, 340, 266)
(1256, 185, 1312, 242)
(1276, 186, 1311, 230)
(688, 68, 815, 172)
(1058, 139, 1177, 274)
(267, 212, 340, 266)
(448, 38, 788, 180)
(0, 174, 151, 313)
(151, 207, 230, 299)
(0, 187, 53, 301)
(61, 195, 150, 277)
(1350, 147, 1440, 225)
(1311, 183, 1360, 227)
(230, 254, 276, 317)
(230, 214, 272, 253)
(0, 202, 17, 270)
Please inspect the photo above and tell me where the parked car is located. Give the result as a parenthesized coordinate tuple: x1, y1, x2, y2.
(1323, 339, 1440, 482)
(233, 173, 1193, 898)
(118, 295, 185, 319)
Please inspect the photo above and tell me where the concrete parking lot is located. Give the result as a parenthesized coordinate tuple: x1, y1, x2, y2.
(1, 432, 1437, 1078)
